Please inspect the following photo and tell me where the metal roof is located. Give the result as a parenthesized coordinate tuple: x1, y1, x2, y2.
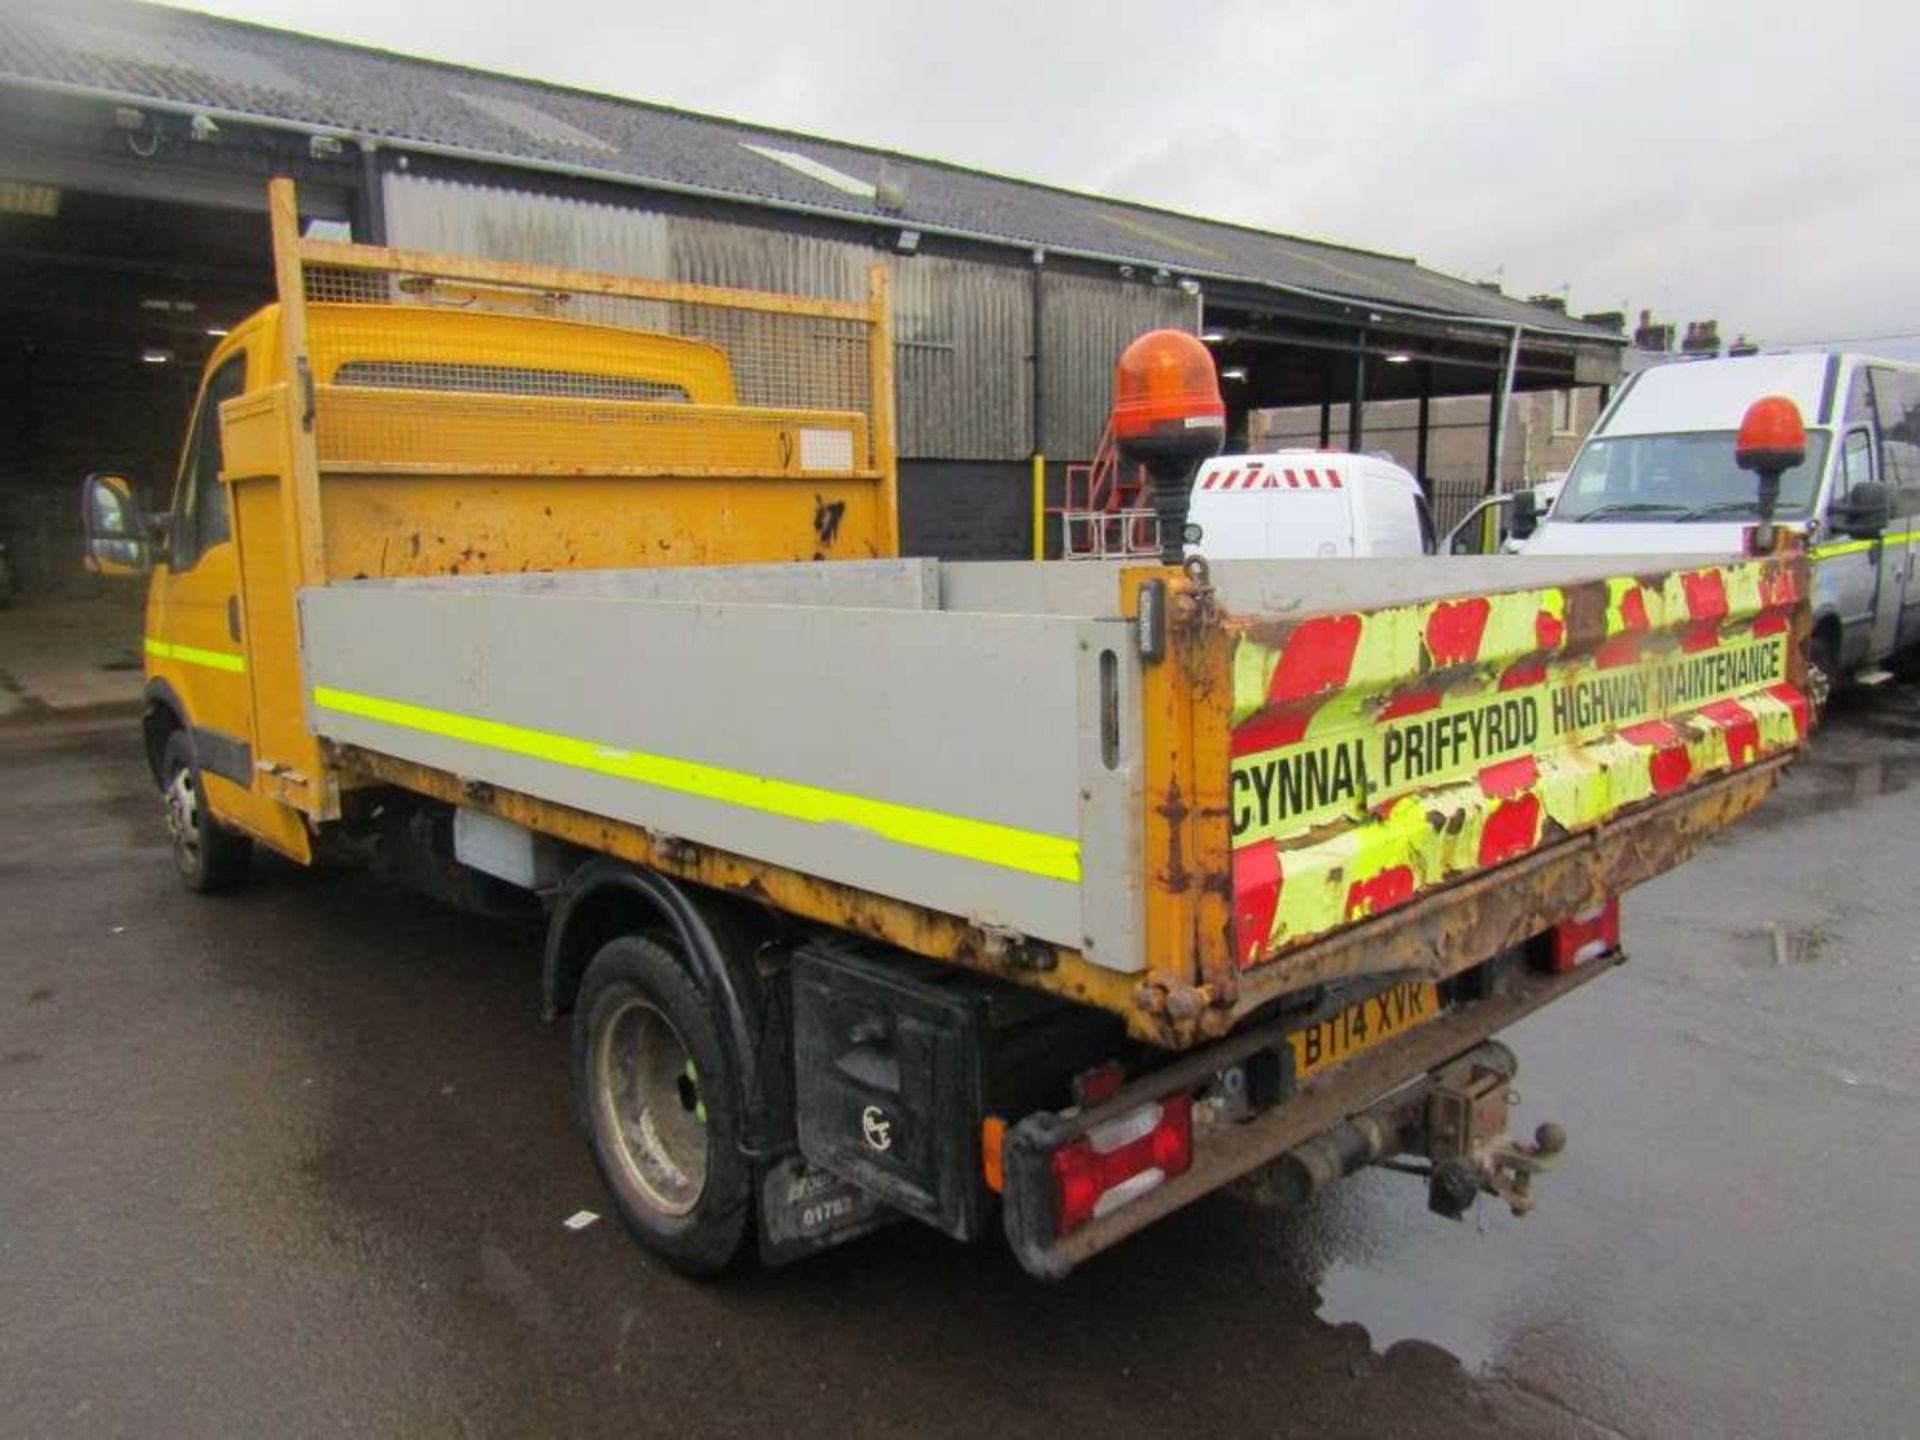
(0, 0, 1620, 343)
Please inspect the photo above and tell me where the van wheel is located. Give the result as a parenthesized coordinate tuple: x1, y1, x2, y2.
(1807, 631, 1838, 726)
(161, 731, 252, 893)
(574, 935, 752, 1277)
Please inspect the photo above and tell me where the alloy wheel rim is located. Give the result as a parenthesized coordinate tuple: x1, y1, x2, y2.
(593, 996, 708, 1217)
(165, 767, 201, 872)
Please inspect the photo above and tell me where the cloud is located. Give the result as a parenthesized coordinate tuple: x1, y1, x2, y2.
(188, 0, 1920, 346)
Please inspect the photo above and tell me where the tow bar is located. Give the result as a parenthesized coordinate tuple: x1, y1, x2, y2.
(1242, 1040, 1569, 1220)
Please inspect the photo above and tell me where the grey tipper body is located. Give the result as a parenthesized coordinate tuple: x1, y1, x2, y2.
(299, 555, 1661, 977)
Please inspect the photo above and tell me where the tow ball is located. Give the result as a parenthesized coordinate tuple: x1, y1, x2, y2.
(1422, 1043, 1567, 1220)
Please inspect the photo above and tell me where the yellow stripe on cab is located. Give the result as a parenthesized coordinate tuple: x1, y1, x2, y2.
(145, 637, 247, 674)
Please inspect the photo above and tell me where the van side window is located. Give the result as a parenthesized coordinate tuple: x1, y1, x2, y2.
(171, 355, 247, 572)
(1868, 367, 1920, 512)
(1843, 367, 1876, 428)
(1414, 495, 1437, 554)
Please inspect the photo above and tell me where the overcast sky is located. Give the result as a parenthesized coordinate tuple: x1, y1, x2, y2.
(186, 0, 1919, 351)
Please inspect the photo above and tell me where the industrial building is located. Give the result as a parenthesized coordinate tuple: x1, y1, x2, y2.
(0, 0, 1625, 593)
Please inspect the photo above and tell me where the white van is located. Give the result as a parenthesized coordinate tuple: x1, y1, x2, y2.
(1185, 451, 1435, 559)
(1521, 351, 1920, 707)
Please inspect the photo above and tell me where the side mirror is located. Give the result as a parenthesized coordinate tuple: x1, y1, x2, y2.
(1835, 480, 1890, 539)
(1510, 488, 1540, 540)
(81, 472, 152, 577)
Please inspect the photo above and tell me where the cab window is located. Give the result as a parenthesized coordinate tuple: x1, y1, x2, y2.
(171, 354, 247, 571)
(1834, 429, 1873, 512)
(1868, 366, 1920, 513)
(1843, 365, 1876, 428)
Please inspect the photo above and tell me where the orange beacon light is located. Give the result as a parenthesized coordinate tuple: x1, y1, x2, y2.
(1735, 394, 1806, 552)
(1110, 330, 1226, 564)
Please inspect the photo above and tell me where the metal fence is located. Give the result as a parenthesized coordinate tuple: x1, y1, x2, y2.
(1427, 476, 1488, 535)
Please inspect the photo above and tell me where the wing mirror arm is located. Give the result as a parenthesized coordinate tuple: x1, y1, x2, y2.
(1835, 481, 1890, 540)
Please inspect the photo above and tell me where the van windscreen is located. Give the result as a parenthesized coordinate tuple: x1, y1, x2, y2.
(1554, 430, 1830, 522)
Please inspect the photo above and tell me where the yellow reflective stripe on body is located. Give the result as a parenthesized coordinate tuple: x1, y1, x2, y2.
(311, 685, 1082, 885)
(144, 637, 247, 674)
(1812, 528, 1920, 560)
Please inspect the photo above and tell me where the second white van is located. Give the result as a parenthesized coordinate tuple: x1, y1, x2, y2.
(1185, 451, 1435, 560)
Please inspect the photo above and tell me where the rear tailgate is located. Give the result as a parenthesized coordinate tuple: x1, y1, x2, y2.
(1223, 554, 1806, 989)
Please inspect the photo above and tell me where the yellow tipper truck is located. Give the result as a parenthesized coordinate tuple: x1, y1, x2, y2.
(85, 181, 1812, 1278)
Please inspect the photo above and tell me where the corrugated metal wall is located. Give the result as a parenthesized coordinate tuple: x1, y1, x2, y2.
(384, 174, 1193, 463)
(1040, 269, 1199, 459)
(384, 174, 674, 277)
(384, 174, 1037, 460)
(888, 253, 1031, 461)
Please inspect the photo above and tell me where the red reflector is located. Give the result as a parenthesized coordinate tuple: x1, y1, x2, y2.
(1073, 1060, 1126, 1107)
(1551, 899, 1620, 972)
(1050, 1094, 1194, 1236)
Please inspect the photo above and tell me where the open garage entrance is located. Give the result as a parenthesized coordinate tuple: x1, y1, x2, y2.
(0, 186, 279, 714)
(0, 67, 362, 715)
(0, 189, 275, 591)
(1202, 289, 1620, 534)
(1050, 290, 1621, 563)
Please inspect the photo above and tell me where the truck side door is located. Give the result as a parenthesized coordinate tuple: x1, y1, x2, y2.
(148, 349, 253, 798)
(1868, 365, 1920, 655)
(1823, 371, 1884, 669)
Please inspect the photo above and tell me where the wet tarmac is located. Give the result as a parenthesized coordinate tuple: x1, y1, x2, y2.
(3, 688, 1918, 1439)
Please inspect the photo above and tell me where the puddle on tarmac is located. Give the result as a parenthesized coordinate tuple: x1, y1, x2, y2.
(1730, 922, 1830, 968)
(1742, 687, 1920, 831)
(1314, 1255, 1505, 1374)
(1269, 1173, 1535, 1377)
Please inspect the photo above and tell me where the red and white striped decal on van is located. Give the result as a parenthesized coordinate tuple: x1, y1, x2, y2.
(1199, 464, 1346, 491)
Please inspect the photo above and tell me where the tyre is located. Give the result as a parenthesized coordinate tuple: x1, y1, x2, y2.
(160, 730, 253, 893)
(1807, 629, 1838, 726)
(573, 935, 752, 1276)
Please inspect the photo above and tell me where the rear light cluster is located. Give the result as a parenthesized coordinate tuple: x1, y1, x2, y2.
(1551, 898, 1620, 972)
(1051, 1093, 1193, 1235)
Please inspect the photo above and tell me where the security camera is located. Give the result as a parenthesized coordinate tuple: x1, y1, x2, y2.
(189, 113, 219, 142)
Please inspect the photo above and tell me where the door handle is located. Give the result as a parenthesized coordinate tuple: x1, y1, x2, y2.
(227, 595, 242, 643)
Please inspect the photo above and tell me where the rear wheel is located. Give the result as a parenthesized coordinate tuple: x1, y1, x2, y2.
(574, 935, 752, 1276)
(161, 731, 252, 893)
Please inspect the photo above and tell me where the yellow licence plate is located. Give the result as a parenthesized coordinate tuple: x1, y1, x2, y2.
(1288, 981, 1442, 1080)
